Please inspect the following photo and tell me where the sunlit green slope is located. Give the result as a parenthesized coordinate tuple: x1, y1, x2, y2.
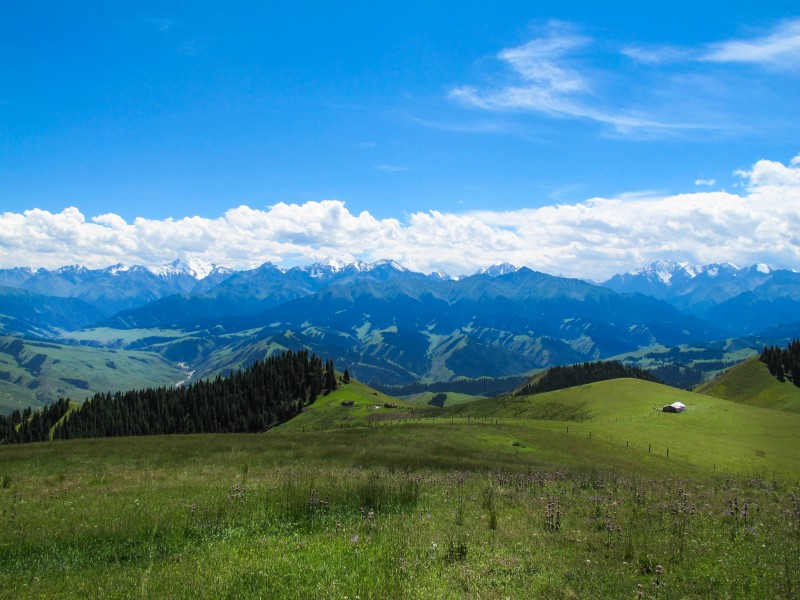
(695, 356, 800, 412)
(0, 336, 185, 412)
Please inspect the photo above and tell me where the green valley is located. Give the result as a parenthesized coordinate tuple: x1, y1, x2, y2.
(3, 360, 800, 598)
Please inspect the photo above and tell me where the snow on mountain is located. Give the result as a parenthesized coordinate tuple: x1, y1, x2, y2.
(315, 256, 352, 271)
(148, 258, 218, 280)
(477, 263, 519, 277)
(299, 256, 368, 278)
(55, 265, 89, 275)
(300, 257, 408, 279)
(103, 264, 130, 276)
(621, 260, 743, 286)
(626, 259, 687, 285)
(369, 259, 408, 272)
(206, 265, 235, 277)
(428, 269, 454, 281)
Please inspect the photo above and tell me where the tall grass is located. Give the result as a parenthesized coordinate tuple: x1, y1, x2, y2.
(1, 432, 799, 598)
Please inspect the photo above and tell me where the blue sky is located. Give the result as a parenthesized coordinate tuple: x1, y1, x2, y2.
(1, 2, 800, 277)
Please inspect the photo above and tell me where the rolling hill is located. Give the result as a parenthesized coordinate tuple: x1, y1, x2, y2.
(0, 336, 186, 412)
(695, 355, 800, 412)
(264, 371, 800, 479)
(430, 378, 800, 477)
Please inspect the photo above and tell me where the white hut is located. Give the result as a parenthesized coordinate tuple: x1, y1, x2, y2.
(662, 401, 686, 413)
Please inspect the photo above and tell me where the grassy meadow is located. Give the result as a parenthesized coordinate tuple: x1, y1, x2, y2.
(2, 375, 800, 598)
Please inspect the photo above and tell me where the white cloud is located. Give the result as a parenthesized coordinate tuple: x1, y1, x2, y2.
(449, 19, 800, 138)
(621, 45, 693, 64)
(694, 179, 716, 186)
(1, 157, 799, 279)
(449, 22, 700, 135)
(703, 19, 800, 69)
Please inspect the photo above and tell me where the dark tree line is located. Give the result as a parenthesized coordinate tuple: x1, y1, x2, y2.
(372, 375, 528, 398)
(760, 340, 800, 387)
(428, 392, 448, 408)
(1, 351, 336, 444)
(0, 398, 72, 444)
(515, 360, 662, 396)
(648, 364, 705, 390)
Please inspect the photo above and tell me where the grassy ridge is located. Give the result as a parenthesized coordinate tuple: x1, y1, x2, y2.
(0, 336, 185, 412)
(696, 356, 800, 412)
(277, 378, 437, 432)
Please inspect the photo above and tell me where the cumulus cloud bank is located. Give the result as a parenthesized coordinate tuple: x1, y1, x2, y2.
(1, 156, 799, 279)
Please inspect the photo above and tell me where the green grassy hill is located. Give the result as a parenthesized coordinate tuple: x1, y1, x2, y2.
(281, 376, 800, 479)
(0, 336, 186, 412)
(431, 378, 800, 478)
(695, 356, 800, 412)
(276, 378, 437, 431)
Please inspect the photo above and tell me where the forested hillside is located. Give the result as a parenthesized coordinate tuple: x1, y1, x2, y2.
(760, 339, 800, 386)
(0, 351, 336, 443)
(515, 360, 661, 396)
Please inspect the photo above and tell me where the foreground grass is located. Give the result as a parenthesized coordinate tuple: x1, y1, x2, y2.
(1, 426, 799, 599)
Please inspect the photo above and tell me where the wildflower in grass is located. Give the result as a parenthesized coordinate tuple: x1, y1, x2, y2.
(351, 534, 359, 544)
(651, 564, 665, 591)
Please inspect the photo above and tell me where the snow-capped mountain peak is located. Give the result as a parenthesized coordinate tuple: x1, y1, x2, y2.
(625, 259, 725, 286)
(702, 262, 739, 278)
(628, 259, 682, 285)
(316, 256, 352, 271)
(300, 257, 410, 279)
(149, 258, 218, 280)
(55, 264, 88, 275)
(103, 264, 130, 276)
(428, 269, 453, 281)
(477, 263, 519, 277)
(303, 256, 361, 278)
(369, 259, 408, 272)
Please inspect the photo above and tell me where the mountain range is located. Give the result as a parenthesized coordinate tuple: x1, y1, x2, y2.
(601, 259, 800, 334)
(1, 257, 798, 395)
